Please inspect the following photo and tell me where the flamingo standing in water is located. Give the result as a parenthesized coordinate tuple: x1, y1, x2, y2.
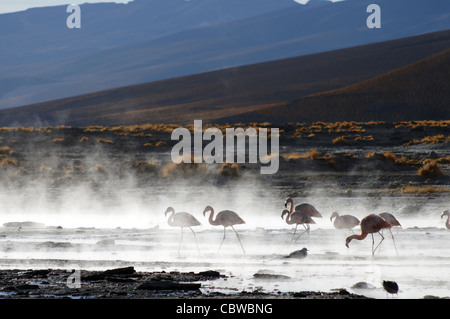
(345, 214, 392, 256)
(330, 212, 360, 231)
(441, 210, 450, 229)
(202, 205, 246, 254)
(165, 207, 201, 254)
(378, 212, 401, 254)
(281, 209, 315, 243)
(285, 197, 322, 218)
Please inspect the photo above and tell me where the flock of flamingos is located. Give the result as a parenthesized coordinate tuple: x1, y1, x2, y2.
(165, 198, 450, 256)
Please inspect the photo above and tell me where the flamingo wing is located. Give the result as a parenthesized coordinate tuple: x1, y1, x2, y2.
(295, 203, 322, 218)
(173, 212, 201, 227)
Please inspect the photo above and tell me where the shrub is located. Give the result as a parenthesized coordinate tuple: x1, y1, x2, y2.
(218, 163, 239, 177)
(332, 136, 349, 145)
(0, 146, 14, 155)
(418, 161, 443, 178)
(133, 161, 158, 174)
(97, 138, 113, 144)
(0, 157, 17, 167)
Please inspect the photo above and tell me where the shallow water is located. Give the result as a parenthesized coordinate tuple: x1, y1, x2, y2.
(0, 220, 449, 299)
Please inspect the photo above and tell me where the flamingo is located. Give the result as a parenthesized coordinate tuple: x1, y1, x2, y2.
(330, 212, 360, 230)
(379, 212, 401, 227)
(281, 209, 315, 243)
(378, 212, 400, 254)
(345, 214, 392, 256)
(164, 207, 201, 254)
(284, 198, 322, 218)
(441, 210, 450, 229)
(202, 205, 246, 254)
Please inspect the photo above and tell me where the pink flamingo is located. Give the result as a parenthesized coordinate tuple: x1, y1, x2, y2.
(345, 214, 392, 256)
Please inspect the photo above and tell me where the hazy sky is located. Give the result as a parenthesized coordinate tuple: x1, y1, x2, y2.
(0, 0, 345, 14)
(0, 0, 132, 14)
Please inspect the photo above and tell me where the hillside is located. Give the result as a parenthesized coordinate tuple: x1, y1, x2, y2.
(0, 30, 449, 126)
(230, 48, 450, 123)
(1, 0, 449, 109)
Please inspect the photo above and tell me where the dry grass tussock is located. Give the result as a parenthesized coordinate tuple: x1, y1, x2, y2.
(97, 138, 113, 144)
(417, 161, 443, 178)
(365, 151, 420, 166)
(394, 120, 450, 129)
(399, 185, 449, 194)
(0, 146, 14, 155)
(0, 157, 18, 167)
(282, 149, 322, 160)
(133, 161, 158, 174)
(403, 135, 450, 146)
(218, 163, 239, 177)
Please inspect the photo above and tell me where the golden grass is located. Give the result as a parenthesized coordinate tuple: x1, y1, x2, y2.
(365, 151, 420, 166)
(97, 138, 113, 144)
(133, 161, 158, 174)
(395, 120, 450, 129)
(94, 164, 108, 174)
(0, 146, 14, 155)
(418, 161, 443, 178)
(53, 138, 64, 143)
(332, 136, 350, 145)
(282, 149, 321, 160)
(218, 163, 239, 177)
(403, 135, 450, 146)
(161, 160, 206, 178)
(80, 136, 89, 142)
(0, 157, 17, 167)
(400, 185, 449, 194)
(155, 141, 167, 147)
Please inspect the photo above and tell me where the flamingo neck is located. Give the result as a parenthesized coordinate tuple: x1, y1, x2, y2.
(286, 198, 294, 214)
(207, 208, 220, 226)
(347, 232, 368, 244)
(167, 210, 175, 226)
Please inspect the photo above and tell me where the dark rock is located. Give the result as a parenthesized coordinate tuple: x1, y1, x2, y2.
(352, 282, 375, 289)
(84, 266, 136, 281)
(16, 284, 39, 290)
(22, 269, 50, 278)
(137, 280, 201, 291)
(3, 221, 45, 228)
(253, 273, 291, 280)
(96, 239, 115, 245)
(36, 241, 72, 249)
(197, 270, 221, 278)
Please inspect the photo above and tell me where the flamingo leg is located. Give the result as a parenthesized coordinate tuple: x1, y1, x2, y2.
(189, 226, 200, 254)
(293, 225, 310, 244)
(373, 232, 385, 255)
(231, 226, 246, 254)
(388, 229, 398, 255)
(178, 227, 184, 255)
(217, 227, 227, 254)
(291, 224, 298, 242)
(371, 233, 375, 257)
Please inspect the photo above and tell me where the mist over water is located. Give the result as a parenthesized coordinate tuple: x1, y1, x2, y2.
(0, 123, 449, 298)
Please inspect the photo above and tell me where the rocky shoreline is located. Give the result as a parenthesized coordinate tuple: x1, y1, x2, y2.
(0, 267, 368, 299)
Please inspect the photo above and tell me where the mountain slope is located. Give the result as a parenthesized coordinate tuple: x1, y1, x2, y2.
(226, 48, 450, 123)
(1, 0, 449, 109)
(0, 30, 449, 126)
